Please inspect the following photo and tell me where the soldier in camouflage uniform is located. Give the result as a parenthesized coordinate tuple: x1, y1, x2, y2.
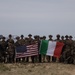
(53, 34, 61, 62)
(47, 35, 53, 62)
(31, 40, 38, 63)
(0, 37, 7, 63)
(39, 36, 43, 63)
(0, 45, 3, 62)
(42, 36, 47, 62)
(60, 36, 65, 42)
(25, 37, 29, 46)
(33, 35, 39, 62)
(26, 34, 33, 62)
(0, 37, 3, 62)
(36, 35, 41, 63)
(59, 36, 65, 62)
(72, 39, 75, 64)
(7, 34, 14, 44)
(63, 35, 73, 64)
(66, 35, 74, 64)
(15, 36, 20, 47)
(6, 42, 15, 63)
(27, 34, 33, 45)
(19, 35, 25, 62)
(19, 35, 25, 45)
(15, 36, 21, 62)
(6, 34, 15, 63)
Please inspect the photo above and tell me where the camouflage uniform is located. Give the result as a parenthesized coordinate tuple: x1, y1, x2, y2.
(25, 37, 29, 46)
(0, 37, 7, 62)
(72, 40, 75, 64)
(0, 37, 3, 62)
(0, 45, 3, 62)
(27, 34, 33, 45)
(63, 35, 74, 64)
(6, 42, 15, 63)
(7, 34, 14, 44)
(7, 34, 15, 62)
(66, 36, 74, 64)
(15, 36, 20, 47)
(19, 35, 25, 45)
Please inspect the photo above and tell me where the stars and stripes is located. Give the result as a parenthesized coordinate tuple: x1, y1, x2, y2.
(15, 43, 38, 58)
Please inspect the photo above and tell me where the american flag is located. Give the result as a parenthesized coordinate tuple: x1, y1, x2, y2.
(15, 43, 38, 58)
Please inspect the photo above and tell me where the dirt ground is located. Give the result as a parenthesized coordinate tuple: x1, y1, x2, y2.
(0, 62, 75, 75)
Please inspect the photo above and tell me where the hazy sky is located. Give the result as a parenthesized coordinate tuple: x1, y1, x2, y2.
(0, 0, 75, 38)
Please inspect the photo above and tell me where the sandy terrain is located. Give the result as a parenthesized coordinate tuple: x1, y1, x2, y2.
(0, 63, 75, 75)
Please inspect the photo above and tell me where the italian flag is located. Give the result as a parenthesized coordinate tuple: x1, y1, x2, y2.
(40, 40, 64, 58)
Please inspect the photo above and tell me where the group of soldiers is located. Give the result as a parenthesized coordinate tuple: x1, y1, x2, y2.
(0, 34, 75, 64)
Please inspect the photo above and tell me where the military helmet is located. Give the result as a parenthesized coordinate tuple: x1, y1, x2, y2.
(34, 35, 37, 38)
(2, 36, 6, 39)
(49, 35, 53, 37)
(21, 35, 24, 37)
(9, 34, 12, 37)
(43, 36, 46, 38)
(56, 34, 60, 37)
(28, 34, 32, 36)
(69, 35, 73, 38)
(61, 36, 64, 38)
(65, 35, 68, 38)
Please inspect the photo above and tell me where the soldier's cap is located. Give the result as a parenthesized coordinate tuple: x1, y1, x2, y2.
(56, 34, 60, 37)
(34, 35, 40, 39)
(21, 35, 24, 37)
(49, 35, 53, 37)
(65, 35, 68, 38)
(2, 37, 6, 39)
(61, 36, 64, 38)
(43, 36, 46, 38)
(34, 35, 37, 38)
(69, 35, 73, 38)
(28, 34, 32, 36)
(9, 34, 12, 37)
